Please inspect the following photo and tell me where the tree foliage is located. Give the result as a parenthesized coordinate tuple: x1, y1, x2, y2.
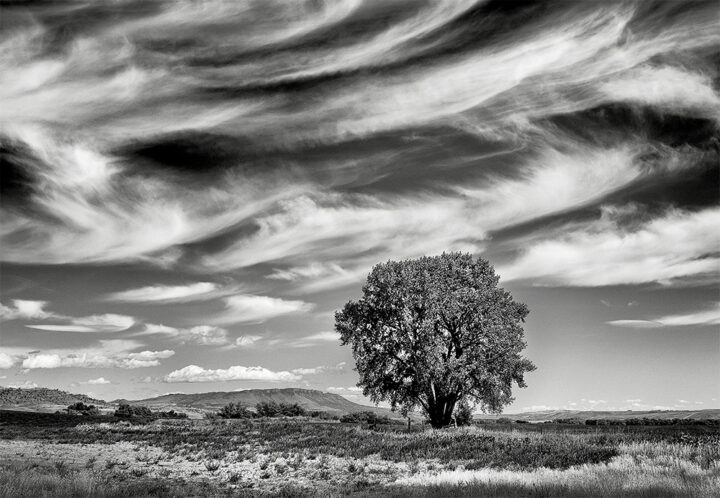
(335, 252, 535, 428)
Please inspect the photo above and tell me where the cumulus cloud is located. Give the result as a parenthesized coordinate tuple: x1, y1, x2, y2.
(0, 353, 16, 369)
(211, 295, 314, 325)
(26, 314, 135, 333)
(7, 380, 38, 389)
(102, 282, 233, 303)
(141, 323, 229, 346)
(82, 377, 111, 385)
(18, 340, 174, 370)
(0, 300, 58, 320)
(501, 206, 720, 286)
(21, 349, 174, 369)
(608, 303, 720, 329)
(162, 364, 300, 383)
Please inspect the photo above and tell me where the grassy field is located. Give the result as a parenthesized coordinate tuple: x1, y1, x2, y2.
(1, 411, 718, 497)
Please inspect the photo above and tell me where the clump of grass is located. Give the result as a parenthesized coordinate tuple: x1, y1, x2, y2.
(204, 460, 221, 472)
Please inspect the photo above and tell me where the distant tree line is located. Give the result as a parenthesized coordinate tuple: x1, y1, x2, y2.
(112, 404, 187, 420)
(66, 402, 188, 419)
(216, 401, 311, 419)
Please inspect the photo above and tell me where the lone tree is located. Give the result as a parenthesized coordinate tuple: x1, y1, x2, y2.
(335, 252, 535, 428)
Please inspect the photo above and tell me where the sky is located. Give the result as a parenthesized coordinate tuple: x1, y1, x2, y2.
(0, 0, 718, 413)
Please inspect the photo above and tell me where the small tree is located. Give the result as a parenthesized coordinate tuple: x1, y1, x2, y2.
(335, 253, 535, 428)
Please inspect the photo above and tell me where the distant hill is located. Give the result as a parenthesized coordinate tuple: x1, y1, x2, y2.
(478, 409, 720, 422)
(0, 387, 107, 412)
(121, 388, 402, 418)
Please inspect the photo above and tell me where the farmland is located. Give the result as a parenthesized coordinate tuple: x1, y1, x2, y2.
(1, 411, 719, 497)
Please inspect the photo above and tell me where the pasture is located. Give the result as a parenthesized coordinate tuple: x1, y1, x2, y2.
(1, 411, 719, 497)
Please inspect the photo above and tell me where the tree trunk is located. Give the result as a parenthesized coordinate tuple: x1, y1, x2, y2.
(427, 397, 457, 428)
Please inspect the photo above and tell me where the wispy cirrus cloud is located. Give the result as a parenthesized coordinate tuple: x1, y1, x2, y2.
(608, 303, 720, 329)
(288, 331, 340, 348)
(500, 206, 720, 287)
(163, 364, 300, 383)
(102, 282, 237, 303)
(26, 314, 135, 333)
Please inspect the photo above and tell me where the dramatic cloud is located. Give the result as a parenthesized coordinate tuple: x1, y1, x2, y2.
(2, 0, 718, 271)
(501, 206, 720, 286)
(163, 365, 300, 383)
(26, 314, 135, 333)
(608, 303, 720, 329)
(211, 295, 314, 325)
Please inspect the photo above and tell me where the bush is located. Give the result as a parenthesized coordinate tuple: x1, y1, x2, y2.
(340, 411, 390, 425)
(114, 404, 152, 419)
(309, 410, 338, 420)
(67, 402, 99, 415)
(218, 402, 253, 419)
(155, 409, 188, 419)
(454, 401, 473, 427)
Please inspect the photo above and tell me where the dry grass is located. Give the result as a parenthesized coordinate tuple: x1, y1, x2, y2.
(1, 414, 718, 497)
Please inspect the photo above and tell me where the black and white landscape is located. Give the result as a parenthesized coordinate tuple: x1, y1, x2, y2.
(1, 1, 719, 496)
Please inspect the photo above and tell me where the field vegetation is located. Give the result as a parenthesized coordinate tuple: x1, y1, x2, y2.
(1, 410, 718, 497)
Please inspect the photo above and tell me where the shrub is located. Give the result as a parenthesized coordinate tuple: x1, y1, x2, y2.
(67, 402, 99, 415)
(340, 411, 391, 425)
(114, 403, 152, 419)
(155, 409, 188, 419)
(454, 401, 473, 427)
(218, 402, 253, 419)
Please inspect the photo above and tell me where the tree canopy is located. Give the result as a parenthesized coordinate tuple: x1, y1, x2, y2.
(335, 252, 535, 428)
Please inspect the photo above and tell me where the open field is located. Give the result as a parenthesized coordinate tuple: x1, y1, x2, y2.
(1, 411, 719, 497)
